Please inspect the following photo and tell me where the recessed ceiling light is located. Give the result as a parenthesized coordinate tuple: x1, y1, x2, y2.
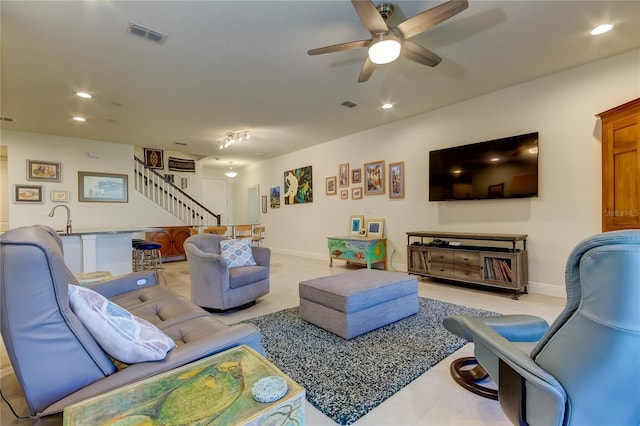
(72, 116, 86, 122)
(76, 92, 92, 99)
(382, 103, 393, 109)
(490, 158, 500, 162)
(591, 24, 613, 35)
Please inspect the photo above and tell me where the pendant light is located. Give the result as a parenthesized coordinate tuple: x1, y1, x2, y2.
(225, 162, 238, 178)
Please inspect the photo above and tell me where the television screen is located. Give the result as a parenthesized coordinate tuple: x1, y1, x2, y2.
(429, 132, 539, 201)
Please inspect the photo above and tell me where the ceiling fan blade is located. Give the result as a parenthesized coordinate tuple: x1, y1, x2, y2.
(402, 41, 442, 67)
(394, 0, 469, 39)
(307, 39, 370, 56)
(352, 0, 388, 34)
(358, 57, 376, 83)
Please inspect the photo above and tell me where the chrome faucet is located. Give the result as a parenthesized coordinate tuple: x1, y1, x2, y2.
(49, 205, 72, 234)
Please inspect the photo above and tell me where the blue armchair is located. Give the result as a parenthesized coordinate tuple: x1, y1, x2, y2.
(443, 230, 640, 426)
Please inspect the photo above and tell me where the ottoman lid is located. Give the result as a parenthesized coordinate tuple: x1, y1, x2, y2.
(299, 269, 417, 313)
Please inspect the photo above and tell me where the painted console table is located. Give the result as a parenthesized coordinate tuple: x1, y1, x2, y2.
(328, 236, 387, 269)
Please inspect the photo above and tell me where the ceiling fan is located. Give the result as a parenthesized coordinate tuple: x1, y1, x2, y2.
(308, 0, 469, 82)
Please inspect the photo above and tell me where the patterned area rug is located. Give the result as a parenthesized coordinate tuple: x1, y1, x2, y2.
(240, 298, 498, 425)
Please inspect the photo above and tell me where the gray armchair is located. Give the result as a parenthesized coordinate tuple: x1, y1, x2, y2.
(184, 234, 270, 311)
(0, 225, 263, 423)
(443, 230, 640, 426)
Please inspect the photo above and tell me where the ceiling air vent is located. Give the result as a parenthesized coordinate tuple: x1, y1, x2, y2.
(341, 101, 358, 108)
(128, 22, 168, 44)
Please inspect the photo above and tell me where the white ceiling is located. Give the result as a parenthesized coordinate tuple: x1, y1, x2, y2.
(2, 1, 639, 170)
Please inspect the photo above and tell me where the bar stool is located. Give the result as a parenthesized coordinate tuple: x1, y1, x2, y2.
(251, 226, 266, 246)
(131, 239, 163, 273)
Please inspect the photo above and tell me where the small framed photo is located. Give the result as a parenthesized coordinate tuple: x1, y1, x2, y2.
(50, 190, 70, 202)
(14, 184, 43, 203)
(366, 218, 385, 238)
(351, 168, 361, 184)
(27, 160, 61, 182)
(78, 171, 128, 203)
(262, 195, 268, 213)
(352, 187, 363, 200)
(364, 161, 385, 195)
(144, 148, 164, 169)
(389, 161, 405, 199)
(350, 215, 364, 235)
(340, 189, 348, 200)
(326, 176, 337, 195)
(338, 163, 349, 187)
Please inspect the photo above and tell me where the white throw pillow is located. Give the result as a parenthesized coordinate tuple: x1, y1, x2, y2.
(220, 238, 257, 268)
(68, 284, 175, 364)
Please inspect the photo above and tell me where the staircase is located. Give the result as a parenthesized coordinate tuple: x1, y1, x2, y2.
(133, 156, 221, 226)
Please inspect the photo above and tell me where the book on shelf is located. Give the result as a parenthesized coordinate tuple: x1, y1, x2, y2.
(484, 258, 513, 282)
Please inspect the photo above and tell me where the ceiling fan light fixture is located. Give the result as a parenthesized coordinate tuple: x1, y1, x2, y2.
(368, 37, 401, 65)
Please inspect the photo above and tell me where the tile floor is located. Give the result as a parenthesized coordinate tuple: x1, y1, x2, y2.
(1, 253, 565, 425)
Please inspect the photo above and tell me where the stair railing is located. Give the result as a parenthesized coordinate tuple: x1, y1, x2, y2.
(133, 156, 221, 226)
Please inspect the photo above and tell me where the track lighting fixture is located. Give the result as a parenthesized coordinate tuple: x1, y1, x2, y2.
(218, 130, 251, 150)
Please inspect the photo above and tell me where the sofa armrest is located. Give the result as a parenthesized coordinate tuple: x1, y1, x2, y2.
(86, 271, 158, 298)
(252, 246, 271, 268)
(444, 314, 549, 343)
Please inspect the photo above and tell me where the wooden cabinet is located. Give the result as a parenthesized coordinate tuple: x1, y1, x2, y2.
(597, 98, 640, 232)
(146, 226, 192, 262)
(407, 231, 528, 296)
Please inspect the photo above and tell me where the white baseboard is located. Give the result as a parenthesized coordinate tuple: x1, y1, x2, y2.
(526, 281, 566, 298)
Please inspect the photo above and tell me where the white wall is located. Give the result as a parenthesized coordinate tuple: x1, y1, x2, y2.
(232, 49, 640, 297)
(3, 132, 185, 230)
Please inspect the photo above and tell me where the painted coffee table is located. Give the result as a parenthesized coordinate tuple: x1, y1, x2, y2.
(63, 345, 305, 425)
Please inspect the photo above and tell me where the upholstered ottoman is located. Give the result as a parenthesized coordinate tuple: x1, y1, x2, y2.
(299, 269, 419, 339)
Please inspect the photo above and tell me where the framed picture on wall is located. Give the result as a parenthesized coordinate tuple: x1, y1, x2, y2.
(389, 161, 405, 199)
(14, 184, 43, 203)
(326, 176, 337, 195)
(50, 190, 70, 202)
(143, 148, 164, 169)
(338, 163, 349, 187)
(364, 161, 385, 195)
(352, 187, 363, 200)
(340, 189, 348, 200)
(78, 171, 128, 202)
(26, 160, 61, 182)
(351, 168, 361, 184)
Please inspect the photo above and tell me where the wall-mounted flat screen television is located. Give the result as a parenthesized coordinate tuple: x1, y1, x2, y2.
(429, 132, 539, 201)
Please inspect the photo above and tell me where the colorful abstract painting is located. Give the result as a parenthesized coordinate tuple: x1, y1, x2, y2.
(283, 166, 313, 204)
(270, 186, 281, 209)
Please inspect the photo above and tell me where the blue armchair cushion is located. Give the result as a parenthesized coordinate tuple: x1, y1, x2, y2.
(68, 284, 175, 364)
(220, 238, 257, 268)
